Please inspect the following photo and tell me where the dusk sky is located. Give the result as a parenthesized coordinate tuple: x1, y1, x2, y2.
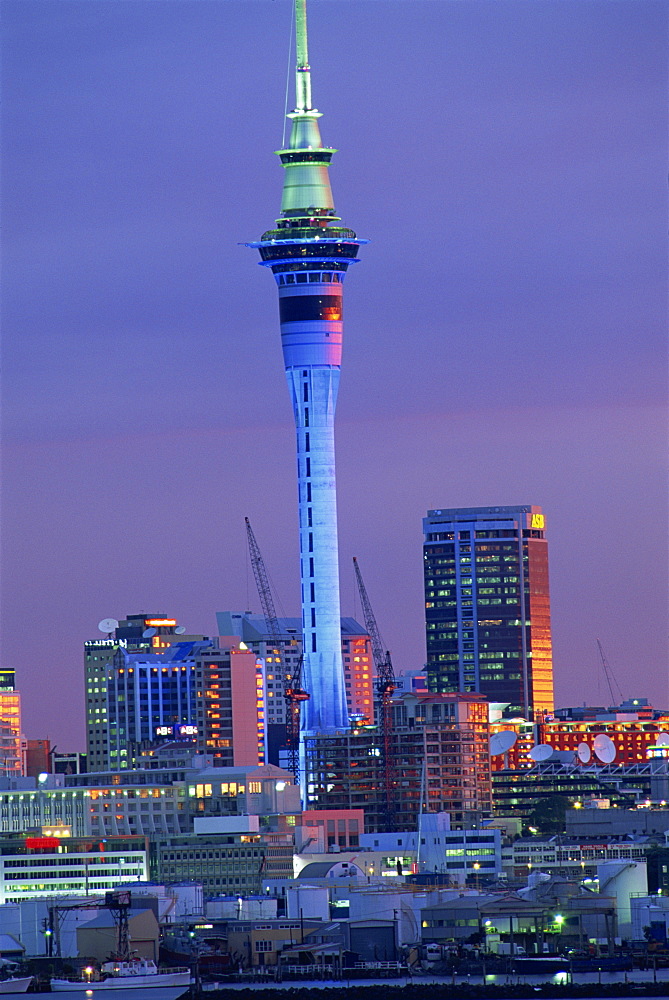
(2, 0, 666, 748)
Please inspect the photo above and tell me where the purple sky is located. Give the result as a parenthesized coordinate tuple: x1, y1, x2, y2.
(2, 0, 667, 749)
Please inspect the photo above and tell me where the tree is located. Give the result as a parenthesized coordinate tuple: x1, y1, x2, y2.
(527, 795, 573, 835)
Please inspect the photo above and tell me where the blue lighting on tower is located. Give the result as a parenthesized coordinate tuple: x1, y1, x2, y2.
(248, 0, 366, 748)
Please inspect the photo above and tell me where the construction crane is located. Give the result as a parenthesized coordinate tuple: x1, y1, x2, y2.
(596, 638, 624, 707)
(352, 556, 396, 829)
(245, 517, 307, 782)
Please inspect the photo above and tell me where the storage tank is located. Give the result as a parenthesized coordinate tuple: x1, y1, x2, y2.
(286, 885, 329, 921)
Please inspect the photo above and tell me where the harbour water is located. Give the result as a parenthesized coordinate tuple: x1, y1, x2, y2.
(198, 967, 669, 997)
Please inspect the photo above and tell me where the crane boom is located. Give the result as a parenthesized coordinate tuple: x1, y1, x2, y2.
(352, 556, 396, 830)
(245, 517, 307, 782)
(245, 517, 281, 643)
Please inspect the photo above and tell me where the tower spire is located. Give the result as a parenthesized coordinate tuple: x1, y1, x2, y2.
(294, 0, 312, 113)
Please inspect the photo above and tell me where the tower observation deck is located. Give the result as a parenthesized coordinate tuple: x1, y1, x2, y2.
(248, 0, 366, 748)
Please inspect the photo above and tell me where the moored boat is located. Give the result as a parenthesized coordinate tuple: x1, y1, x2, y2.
(50, 959, 190, 998)
(0, 978, 33, 995)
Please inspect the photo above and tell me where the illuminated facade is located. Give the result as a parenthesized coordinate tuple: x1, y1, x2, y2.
(248, 0, 366, 744)
(0, 834, 147, 905)
(490, 701, 669, 772)
(194, 639, 265, 766)
(0, 671, 21, 778)
(305, 693, 492, 832)
(85, 613, 209, 770)
(216, 613, 374, 764)
(86, 614, 264, 770)
(423, 505, 554, 718)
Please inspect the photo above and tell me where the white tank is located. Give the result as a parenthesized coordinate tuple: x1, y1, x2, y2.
(286, 885, 329, 921)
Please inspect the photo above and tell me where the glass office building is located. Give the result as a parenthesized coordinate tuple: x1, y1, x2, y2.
(423, 505, 554, 718)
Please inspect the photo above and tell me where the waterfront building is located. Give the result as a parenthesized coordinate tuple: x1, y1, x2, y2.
(0, 756, 299, 844)
(304, 692, 492, 832)
(247, 0, 367, 752)
(0, 834, 147, 905)
(423, 505, 554, 718)
(502, 834, 648, 881)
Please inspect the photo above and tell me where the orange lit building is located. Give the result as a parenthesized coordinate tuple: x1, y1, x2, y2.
(195, 638, 264, 766)
(301, 808, 364, 850)
(423, 506, 554, 719)
(489, 700, 669, 771)
(0, 673, 21, 777)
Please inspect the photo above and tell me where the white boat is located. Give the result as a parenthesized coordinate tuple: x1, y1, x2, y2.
(50, 959, 191, 998)
(0, 979, 33, 995)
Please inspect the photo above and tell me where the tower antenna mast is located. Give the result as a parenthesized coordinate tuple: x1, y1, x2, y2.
(294, 0, 312, 112)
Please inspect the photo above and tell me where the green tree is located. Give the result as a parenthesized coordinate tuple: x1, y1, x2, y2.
(527, 795, 573, 835)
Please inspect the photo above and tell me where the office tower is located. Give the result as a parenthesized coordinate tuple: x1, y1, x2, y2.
(85, 614, 260, 770)
(85, 613, 206, 769)
(248, 0, 365, 738)
(423, 505, 554, 718)
(216, 613, 374, 763)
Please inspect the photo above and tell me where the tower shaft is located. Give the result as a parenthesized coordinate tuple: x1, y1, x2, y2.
(249, 0, 366, 741)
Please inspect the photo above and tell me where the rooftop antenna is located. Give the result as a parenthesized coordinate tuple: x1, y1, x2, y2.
(528, 743, 553, 762)
(593, 733, 616, 764)
(490, 730, 517, 769)
(98, 618, 118, 636)
(577, 742, 591, 764)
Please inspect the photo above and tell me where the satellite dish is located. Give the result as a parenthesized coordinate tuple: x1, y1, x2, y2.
(577, 742, 592, 764)
(490, 731, 517, 756)
(656, 732, 669, 747)
(98, 618, 119, 634)
(143, 627, 157, 638)
(175, 625, 186, 635)
(528, 744, 553, 762)
(593, 733, 616, 764)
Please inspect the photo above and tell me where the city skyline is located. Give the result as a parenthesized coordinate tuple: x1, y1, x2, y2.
(2, 0, 666, 746)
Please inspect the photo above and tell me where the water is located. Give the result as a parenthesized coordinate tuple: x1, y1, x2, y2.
(199, 966, 669, 993)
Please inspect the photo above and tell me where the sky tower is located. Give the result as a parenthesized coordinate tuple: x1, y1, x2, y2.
(249, 1, 365, 741)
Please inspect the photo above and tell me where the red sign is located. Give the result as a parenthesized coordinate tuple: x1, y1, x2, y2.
(25, 838, 59, 850)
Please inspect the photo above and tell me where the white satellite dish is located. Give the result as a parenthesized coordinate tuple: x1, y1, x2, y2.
(175, 625, 186, 635)
(593, 733, 616, 764)
(656, 732, 669, 747)
(143, 627, 157, 638)
(528, 744, 553, 762)
(577, 742, 591, 764)
(490, 731, 517, 756)
(98, 618, 119, 634)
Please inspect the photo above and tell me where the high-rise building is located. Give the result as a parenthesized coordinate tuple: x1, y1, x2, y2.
(304, 693, 492, 831)
(85, 613, 210, 770)
(248, 0, 366, 743)
(216, 612, 374, 763)
(0, 670, 21, 777)
(85, 615, 261, 770)
(423, 505, 554, 718)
